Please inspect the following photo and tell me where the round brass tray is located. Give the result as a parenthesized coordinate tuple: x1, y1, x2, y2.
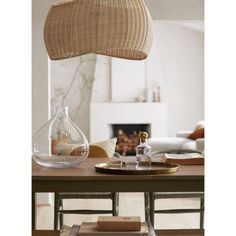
(95, 161, 179, 175)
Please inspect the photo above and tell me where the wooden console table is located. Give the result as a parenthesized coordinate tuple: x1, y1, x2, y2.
(32, 158, 204, 229)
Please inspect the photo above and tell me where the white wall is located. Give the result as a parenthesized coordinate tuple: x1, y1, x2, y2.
(111, 59, 146, 102)
(91, 56, 111, 103)
(145, 0, 204, 20)
(147, 21, 204, 136)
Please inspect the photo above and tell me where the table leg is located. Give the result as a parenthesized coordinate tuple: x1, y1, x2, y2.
(149, 192, 155, 227)
(144, 192, 150, 222)
(200, 196, 204, 229)
(32, 192, 36, 230)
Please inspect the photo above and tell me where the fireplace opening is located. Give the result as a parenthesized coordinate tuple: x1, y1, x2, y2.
(112, 124, 151, 156)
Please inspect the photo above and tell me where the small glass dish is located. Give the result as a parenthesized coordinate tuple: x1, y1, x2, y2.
(109, 160, 123, 169)
(122, 160, 138, 169)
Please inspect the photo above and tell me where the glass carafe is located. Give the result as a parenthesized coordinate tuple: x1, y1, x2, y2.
(32, 106, 89, 168)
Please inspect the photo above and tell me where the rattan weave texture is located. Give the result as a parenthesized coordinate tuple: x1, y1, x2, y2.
(44, 0, 153, 60)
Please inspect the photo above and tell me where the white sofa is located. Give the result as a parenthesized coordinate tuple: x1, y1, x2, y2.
(149, 131, 204, 153)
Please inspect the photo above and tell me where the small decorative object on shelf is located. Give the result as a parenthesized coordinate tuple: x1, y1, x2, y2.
(32, 106, 89, 168)
(136, 131, 152, 169)
(157, 85, 161, 102)
(153, 86, 161, 102)
(135, 95, 146, 103)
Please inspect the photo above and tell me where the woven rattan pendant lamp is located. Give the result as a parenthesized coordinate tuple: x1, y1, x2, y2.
(44, 0, 153, 60)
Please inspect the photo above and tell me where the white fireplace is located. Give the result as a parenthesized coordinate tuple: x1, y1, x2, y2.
(90, 102, 168, 143)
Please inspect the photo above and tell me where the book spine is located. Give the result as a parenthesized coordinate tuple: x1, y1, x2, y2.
(97, 222, 141, 231)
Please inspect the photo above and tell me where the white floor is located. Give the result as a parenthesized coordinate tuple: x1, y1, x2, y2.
(36, 193, 201, 230)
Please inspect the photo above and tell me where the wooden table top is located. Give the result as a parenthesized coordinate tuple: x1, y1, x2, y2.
(32, 158, 204, 193)
(33, 229, 204, 236)
(32, 158, 204, 179)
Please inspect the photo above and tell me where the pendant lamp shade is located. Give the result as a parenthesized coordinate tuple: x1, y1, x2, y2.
(44, 0, 153, 60)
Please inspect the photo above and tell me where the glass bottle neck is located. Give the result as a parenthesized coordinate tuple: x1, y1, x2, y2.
(56, 106, 69, 118)
(140, 138, 148, 144)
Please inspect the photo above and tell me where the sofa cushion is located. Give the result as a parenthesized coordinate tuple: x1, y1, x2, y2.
(188, 127, 204, 140)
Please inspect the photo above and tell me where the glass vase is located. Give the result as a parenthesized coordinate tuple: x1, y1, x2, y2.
(32, 106, 89, 168)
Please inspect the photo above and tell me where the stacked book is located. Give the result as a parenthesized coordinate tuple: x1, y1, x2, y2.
(159, 153, 204, 165)
(61, 216, 150, 236)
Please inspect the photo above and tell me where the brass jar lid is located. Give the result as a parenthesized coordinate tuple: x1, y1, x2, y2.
(139, 131, 148, 140)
